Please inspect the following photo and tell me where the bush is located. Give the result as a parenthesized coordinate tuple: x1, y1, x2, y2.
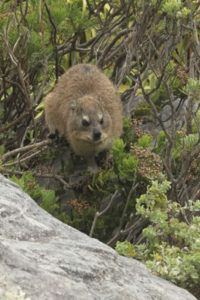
(116, 178, 200, 297)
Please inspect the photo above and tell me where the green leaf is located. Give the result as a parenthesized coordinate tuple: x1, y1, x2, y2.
(115, 241, 135, 258)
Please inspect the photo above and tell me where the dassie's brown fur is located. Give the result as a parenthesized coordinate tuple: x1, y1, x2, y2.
(45, 63, 123, 172)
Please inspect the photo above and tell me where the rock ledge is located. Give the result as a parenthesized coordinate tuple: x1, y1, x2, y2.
(0, 174, 196, 300)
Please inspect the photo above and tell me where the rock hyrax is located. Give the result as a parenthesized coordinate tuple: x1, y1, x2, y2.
(45, 63, 123, 172)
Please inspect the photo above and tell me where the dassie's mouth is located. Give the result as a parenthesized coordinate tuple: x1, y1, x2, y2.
(76, 134, 107, 144)
(85, 137, 106, 144)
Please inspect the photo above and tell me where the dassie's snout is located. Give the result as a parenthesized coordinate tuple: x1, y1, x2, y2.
(93, 128, 102, 141)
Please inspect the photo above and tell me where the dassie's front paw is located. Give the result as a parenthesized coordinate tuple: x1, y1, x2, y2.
(88, 164, 99, 174)
(87, 157, 99, 174)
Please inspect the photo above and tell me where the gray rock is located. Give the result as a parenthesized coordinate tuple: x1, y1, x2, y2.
(0, 174, 196, 300)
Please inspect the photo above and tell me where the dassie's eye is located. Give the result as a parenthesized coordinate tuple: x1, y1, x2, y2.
(82, 119, 90, 127)
(100, 118, 104, 125)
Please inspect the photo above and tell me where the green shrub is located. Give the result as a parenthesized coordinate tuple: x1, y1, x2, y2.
(116, 177, 200, 297)
(115, 241, 135, 258)
(10, 173, 60, 217)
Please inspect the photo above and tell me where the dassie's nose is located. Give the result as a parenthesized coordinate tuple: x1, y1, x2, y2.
(93, 130, 101, 141)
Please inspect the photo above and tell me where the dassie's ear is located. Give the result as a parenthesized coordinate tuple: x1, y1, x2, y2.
(70, 99, 77, 111)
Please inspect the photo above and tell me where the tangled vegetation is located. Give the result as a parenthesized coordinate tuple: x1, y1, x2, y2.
(0, 0, 200, 298)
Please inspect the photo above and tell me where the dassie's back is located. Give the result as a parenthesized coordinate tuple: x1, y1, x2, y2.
(45, 63, 123, 139)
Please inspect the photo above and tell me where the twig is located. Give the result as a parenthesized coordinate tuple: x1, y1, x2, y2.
(2, 149, 45, 167)
(107, 217, 148, 247)
(44, 0, 58, 81)
(2, 139, 52, 162)
(1, 168, 72, 190)
(97, 28, 131, 67)
(89, 190, 119, 237)
(119, 177, 138, 228)
(107, 177, 139, 246)
(34, 173, 71, 189)
(31, 0, 48, 107)
(0, 23, 32, 111)
(0, 112, 30, 133)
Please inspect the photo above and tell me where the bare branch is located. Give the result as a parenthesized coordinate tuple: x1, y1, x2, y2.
(2, 140, 52, 162)
(89, 190, 119, 237)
